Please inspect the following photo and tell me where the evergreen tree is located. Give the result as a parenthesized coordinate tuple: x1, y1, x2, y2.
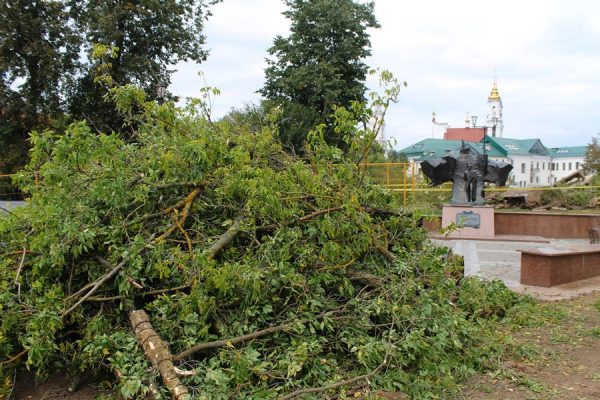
(260, 0, 379, 154)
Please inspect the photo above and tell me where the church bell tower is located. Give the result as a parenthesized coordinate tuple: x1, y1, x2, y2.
(486, 79, 503, 137)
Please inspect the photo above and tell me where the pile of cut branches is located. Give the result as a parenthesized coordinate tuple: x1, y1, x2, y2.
(0, 85, 526, 399)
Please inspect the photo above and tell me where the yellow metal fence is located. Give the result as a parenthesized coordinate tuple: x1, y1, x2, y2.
(359, 162, 600, 210)
(2, 166, 599, 211)
(0, 174, 24, 201)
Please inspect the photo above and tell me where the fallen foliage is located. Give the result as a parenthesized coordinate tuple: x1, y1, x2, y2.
(1, 84, 526, 399)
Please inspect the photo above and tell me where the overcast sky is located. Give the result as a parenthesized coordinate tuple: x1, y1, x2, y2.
(172, 0, 600, 150)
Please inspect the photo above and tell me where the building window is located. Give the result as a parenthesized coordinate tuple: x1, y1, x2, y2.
(542, 162, 545, 170)
(521, 163, 526, 173)
(568, 162, 572, 170)
(536, 176, 539, 183)
(576, 162, 580, 170)
(536, 162, 539, 169)
(562, 162, 566, 170)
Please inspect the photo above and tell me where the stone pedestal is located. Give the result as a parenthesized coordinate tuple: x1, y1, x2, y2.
(519, 245, 600, 287)
(441, 205, 495, 239)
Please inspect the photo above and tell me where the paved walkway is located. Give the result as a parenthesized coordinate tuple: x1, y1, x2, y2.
(0, 200, 25, 215)
(431, 236, 600, 301)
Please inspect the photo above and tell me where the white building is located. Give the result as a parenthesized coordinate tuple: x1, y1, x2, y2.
(398, 81, 587, 187)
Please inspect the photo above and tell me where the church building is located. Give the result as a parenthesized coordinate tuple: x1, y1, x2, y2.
(399, 81, 587, 187)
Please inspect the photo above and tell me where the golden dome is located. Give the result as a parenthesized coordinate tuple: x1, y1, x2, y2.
(488, 81, 500, 100)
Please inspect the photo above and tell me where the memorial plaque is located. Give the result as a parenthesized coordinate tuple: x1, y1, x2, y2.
(456, 211, 480, 228)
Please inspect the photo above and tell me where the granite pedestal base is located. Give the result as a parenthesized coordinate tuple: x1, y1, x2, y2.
(441, 205, 495, 239)
(519, 245, 600, 287)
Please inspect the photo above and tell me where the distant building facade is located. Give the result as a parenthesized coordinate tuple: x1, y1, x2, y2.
(399, 137, 586, 187)
(399, 80, 587, 187)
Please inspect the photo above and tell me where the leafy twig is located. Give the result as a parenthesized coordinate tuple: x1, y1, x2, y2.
(174, 309, 343, 361)
(278, 358, 387, 400)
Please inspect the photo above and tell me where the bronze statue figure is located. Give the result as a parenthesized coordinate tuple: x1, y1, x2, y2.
(420, 142, 512, 205)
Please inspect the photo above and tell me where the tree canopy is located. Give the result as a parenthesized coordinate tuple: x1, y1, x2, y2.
(0, 0, 220, 172)
(69, 0, 220, 132)
(260, 0, 379, 154)
(0, 0, 81, 172)
(583, 134, 600, 175)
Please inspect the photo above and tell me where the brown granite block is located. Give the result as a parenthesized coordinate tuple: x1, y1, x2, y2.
(520, 247, 600, 287)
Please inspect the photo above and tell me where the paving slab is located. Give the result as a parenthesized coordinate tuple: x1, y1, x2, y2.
(431, 236, 600, 301)
(0, 200, 25, 215)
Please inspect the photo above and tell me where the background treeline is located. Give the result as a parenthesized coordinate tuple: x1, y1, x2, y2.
(1, 0, 409, 174)
(0, 0, 219, 173)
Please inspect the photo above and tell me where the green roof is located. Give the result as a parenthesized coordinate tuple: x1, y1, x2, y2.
(548, 146, 587, 158)
(399, 138, 475, 159)
(399, 138, 505, 159)
(399, 137, 586, 160)
(485, 137, 548, 156)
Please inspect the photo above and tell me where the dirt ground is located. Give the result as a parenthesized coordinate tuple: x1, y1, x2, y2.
(8, 293, 600, 400)
(456, 292, 600, 400)
(8, 372, 104, 400)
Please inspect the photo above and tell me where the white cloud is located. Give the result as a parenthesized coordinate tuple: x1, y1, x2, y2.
(172, 0, 600, 149)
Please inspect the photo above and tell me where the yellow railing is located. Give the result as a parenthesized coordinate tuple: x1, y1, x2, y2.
(0, 174, 24, 201)
(359, 162, 600, 210)
(3, 167, 599, 211)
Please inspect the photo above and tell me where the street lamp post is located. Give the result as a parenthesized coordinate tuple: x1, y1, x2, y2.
(471, 115, 489, 175)
(156, 81, 167, 105)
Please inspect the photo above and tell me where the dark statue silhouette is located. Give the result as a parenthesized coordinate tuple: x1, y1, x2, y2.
(420, 142, 513, 205)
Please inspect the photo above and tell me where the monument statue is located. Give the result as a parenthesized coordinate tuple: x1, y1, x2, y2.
(420, 142, 513, 205)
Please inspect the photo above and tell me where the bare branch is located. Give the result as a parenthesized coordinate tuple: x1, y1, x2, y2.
(256, 206, 343, 232)
(62, 256, 126, 318)
(14, 244, 27, 300)
(206, 217, 245, 260)
(85, 283, 191, 302)
(174, 309, 342, 361)
(154, 188, 200, 243)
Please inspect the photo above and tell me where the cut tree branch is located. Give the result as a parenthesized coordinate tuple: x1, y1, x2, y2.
(129, 309, 191, 400)
(373, 243, 396, 262)
(206, 217, 245, 260)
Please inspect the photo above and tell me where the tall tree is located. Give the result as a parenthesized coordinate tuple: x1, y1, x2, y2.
(583, 134, 600, 175)
(0, 0, 80, 172)
(260, 0, 379, 154)
(69, 0, 220, 132)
